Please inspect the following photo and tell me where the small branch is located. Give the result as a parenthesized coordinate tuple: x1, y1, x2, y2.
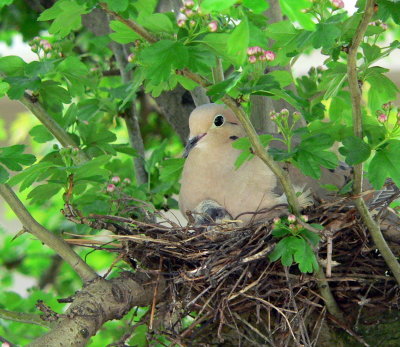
(99, 2, 157, 43)
(19, 93, 89, 164)
(0, 308, 52, 328)
(347, 0, 400, 285)
(0, 184, 98, 283)
(212, 57, 224, 84)
(315, 266, 344, 320)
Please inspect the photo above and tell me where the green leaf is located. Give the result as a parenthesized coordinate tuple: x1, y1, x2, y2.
(38, 0, 88, 38)
(227, 17, 249, 66)
(159, 158, 185, 182)
(140, 40, 189, 84)
(73, 155, 112, 181)
(5, 76, 41, 99)
(0, 80, 9, 97)
(294, 134, 338, 179)
(0, 165, 9, 183)
(368, 140, 400, 189)
(293, 237, 318, 273)
(187, 45, 216, 74)
(240, 74, 280, 95)
(207, 71, 243, 100)
(103, 0, 128, 12)
(7, 161, 58, 191)
(312, 22, 341, 49)
(300, 229, 320, 247)
(201, 0, 238, 12)
(27, 183, 62, 204)
(0, 145, 36, 171)
(279, 0, 315, 31)
(232, 135, 273, 169)
(362, 43, 381, 65)
(109, 21, 140, 44)
(365, 71, 398, 113)
(339, 136, 371, 165)
(0, 0, 13, 9)
(29, 125, 54, 144)
(243, 0, 269, 13)
(0, 56, 26, 76)
(139, 13, 175, 34)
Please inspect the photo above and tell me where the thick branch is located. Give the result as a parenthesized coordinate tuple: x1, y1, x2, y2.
(28, 272, 163, 347)
(347, 0, 400, 285)
(0, 184, 98, 283)
(0, 308, 52, 328)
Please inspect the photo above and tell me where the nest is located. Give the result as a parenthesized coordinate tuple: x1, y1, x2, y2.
(63, 196, 400, 346)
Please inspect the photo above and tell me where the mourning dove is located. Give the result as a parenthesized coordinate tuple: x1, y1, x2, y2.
(179, 103, 373, 225)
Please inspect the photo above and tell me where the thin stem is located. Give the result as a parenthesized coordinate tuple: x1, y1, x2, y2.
(0, 184, 98, 283)
(100, 3, 157, 43)
(212, 57, 224, 83)
(0, 308, 53, 328)
(347, 0, 400, 285)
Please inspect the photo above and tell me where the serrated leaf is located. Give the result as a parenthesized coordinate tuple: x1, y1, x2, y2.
(207, 72, 243, 100)
(293, 237, 318, 273)
(243, 0, 269, 13)
(109, 21, 140, 44)
(103, 0, 128, 12)
(27, 183, 62, 204)
(232, 135, 273, 169)
(279, 0, 315, 31)
(366, 71, 398, 113)
(339, 136, 371, 165)
(368, 140, 400, 189)
(0, 145, 36, 171)
(312, 22, 341, 49)
(38, 0, 88, 38)
(159, 158, 185, 182)
(29, 125, 54, 144)
(0, 56, 26, 76)
(5, 76, 41, 99)
(201, 0, 237, 12)
(227, 17, 249, 66)
(139, 13, 175, 34)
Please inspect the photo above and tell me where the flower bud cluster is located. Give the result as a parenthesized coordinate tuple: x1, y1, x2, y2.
(269, 108, 296, 121)
(331, 0, 344, 9)
(369, 20, 388, 30)
(177, 1, 218, 31)
(247, 46, 275, 64)
(106, 176, 132, 193)
(29, 36, 61, 59)
(272, 214, 309, 231)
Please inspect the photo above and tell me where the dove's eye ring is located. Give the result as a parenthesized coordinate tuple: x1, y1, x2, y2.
(213, 114, 225, 127)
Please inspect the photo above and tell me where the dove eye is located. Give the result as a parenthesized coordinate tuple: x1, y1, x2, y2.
(213, 114, 225, 127)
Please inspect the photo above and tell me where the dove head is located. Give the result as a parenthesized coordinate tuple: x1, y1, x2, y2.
(184, 103, 245, 157)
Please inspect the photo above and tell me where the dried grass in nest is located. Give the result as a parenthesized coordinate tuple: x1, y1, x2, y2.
(63, 198, 400, 346)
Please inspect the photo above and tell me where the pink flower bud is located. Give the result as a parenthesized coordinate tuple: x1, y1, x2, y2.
(184, 9, 194, 17)
(269, 111, 277, 120)
(293, 111, 301, 120)
(189, 20, 196, 27)
(111, 176, 121, 184)
(280, 108, 289, 117)
(380, 22, 388, 30)
(208, 20, 218, 32)
(184, 0, 195, 8)
(260, 50, 275, 61)
(301, 215, 309, 222)
(123, 178, 131, 184)
(377, 113, 388, 123)
(247, 47, 256, 55)
(177, 19, 186, 28)
(248, 55, 257, 64)
(289, 224, 296, 230)
(127, 53, 135, 63)
(382, 102, 391, 110)
(42, 41, 52, 53)
(273, 217, 281, 224)
(106, 184, 116, 193)
(331, 0, 344, 9)
(288, 214, 296, 223)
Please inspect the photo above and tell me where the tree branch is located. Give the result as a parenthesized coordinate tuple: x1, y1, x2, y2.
(347, 0, 400, 285)
(0, 308, 52, 328)
(28, 272, 163, 347)
(0, 184, 98, 283)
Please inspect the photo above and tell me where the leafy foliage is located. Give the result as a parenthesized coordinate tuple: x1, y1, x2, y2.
(0, 0, 399, 344)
